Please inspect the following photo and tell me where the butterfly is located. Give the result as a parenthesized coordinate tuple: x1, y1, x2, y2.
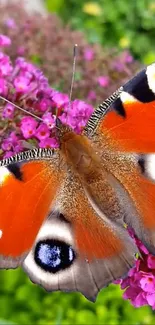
(1, 62, 155, 302)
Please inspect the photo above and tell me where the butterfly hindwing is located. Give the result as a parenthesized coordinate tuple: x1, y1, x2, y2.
(22, 171, 138, 301)
(97, 151, 155, 253)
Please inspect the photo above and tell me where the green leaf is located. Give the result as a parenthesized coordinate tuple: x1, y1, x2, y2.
(45, 0, 64, 13)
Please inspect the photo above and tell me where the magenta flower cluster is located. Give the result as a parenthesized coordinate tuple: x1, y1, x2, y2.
(116, 229, 155, 309)
(0, 35, 93, 158)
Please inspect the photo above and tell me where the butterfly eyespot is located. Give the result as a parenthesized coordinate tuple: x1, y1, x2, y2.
(34, 239, 76, 273)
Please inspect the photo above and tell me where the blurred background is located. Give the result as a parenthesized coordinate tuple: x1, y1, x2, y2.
(0, 0, 155, 324)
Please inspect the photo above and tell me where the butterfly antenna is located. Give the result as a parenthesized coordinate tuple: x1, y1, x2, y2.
(0, 94, 43, 122)
(69, 43, 78, 109)
(55, 44, 78, 130)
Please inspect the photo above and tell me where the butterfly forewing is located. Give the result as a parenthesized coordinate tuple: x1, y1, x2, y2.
(83, 62, 155, 255)
(0, 149, 65, 268)
(85, 63, 155, 153)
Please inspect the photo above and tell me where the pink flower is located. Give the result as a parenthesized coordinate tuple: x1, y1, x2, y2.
(140, 275, 155, 293)
(123, 287, 148, 307)
(15, 57, 27, 69)
(36, 98, 51, 112)
(83, 48, 94, 61)
(119, 50, 133, 64)
(35, 123, 50, 141)
(14, 143, 23, 153)
(1, 132, 21, 152)
(39, 137, 59, 148)
(123, 51, 133, 63)
(146, 293, 155, 309)
(97, 76, 110, 87)
(4, 18, 17, 29)
(147, 255, 155, 269)
(14, 76, 30, 93)
(112, 51, 133, 72)
(133, 292, 147, 308)
(20, 116, 38, 139)
(0, 53, 13, 77)
(15, 58, 36, 75)
(113, 60, 124, 72)
(2, 103, 14, 119)
(1, 139, 12, 151)
(87, 90, 96, 101)
(9, 131, 19, 143)
(117, 228, 155, 309)
(52, 92, 69, 108)
(42, 112, 56, 129)
(3, 151, 14, 158)
(134, 237, 149, 254)
(123, 286, 140, 302)
(0, 34, 11, 47)
(0, 78, 8, 95)
(60, 99, 93, 133)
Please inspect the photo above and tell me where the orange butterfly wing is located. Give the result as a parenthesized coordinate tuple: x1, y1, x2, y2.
(22, 172, 138, 301)
(101, 100, 155, 153)
(0, 152, 64, 266)
(84, 63, 155, 253)
(85, 64, 155, 153)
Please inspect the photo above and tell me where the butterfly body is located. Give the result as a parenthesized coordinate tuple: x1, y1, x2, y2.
(59, 127, 100, 182)
(59, 127, 127, 224)
(1, 63, 155, 300)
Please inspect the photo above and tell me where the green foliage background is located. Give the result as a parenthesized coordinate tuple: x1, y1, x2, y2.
(46, 0, 155, 64)
(1, 0, 155, 324)
(0, 269, 155, 325)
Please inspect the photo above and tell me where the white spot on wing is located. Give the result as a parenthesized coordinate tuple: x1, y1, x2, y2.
(120, 91, 138, 104)
(146, 63, 155, 94)
(145, 154, 155, 181)
(0, 167, 10, 185)
(35, 220, 73, 244)
(0, 230, 3, 238)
